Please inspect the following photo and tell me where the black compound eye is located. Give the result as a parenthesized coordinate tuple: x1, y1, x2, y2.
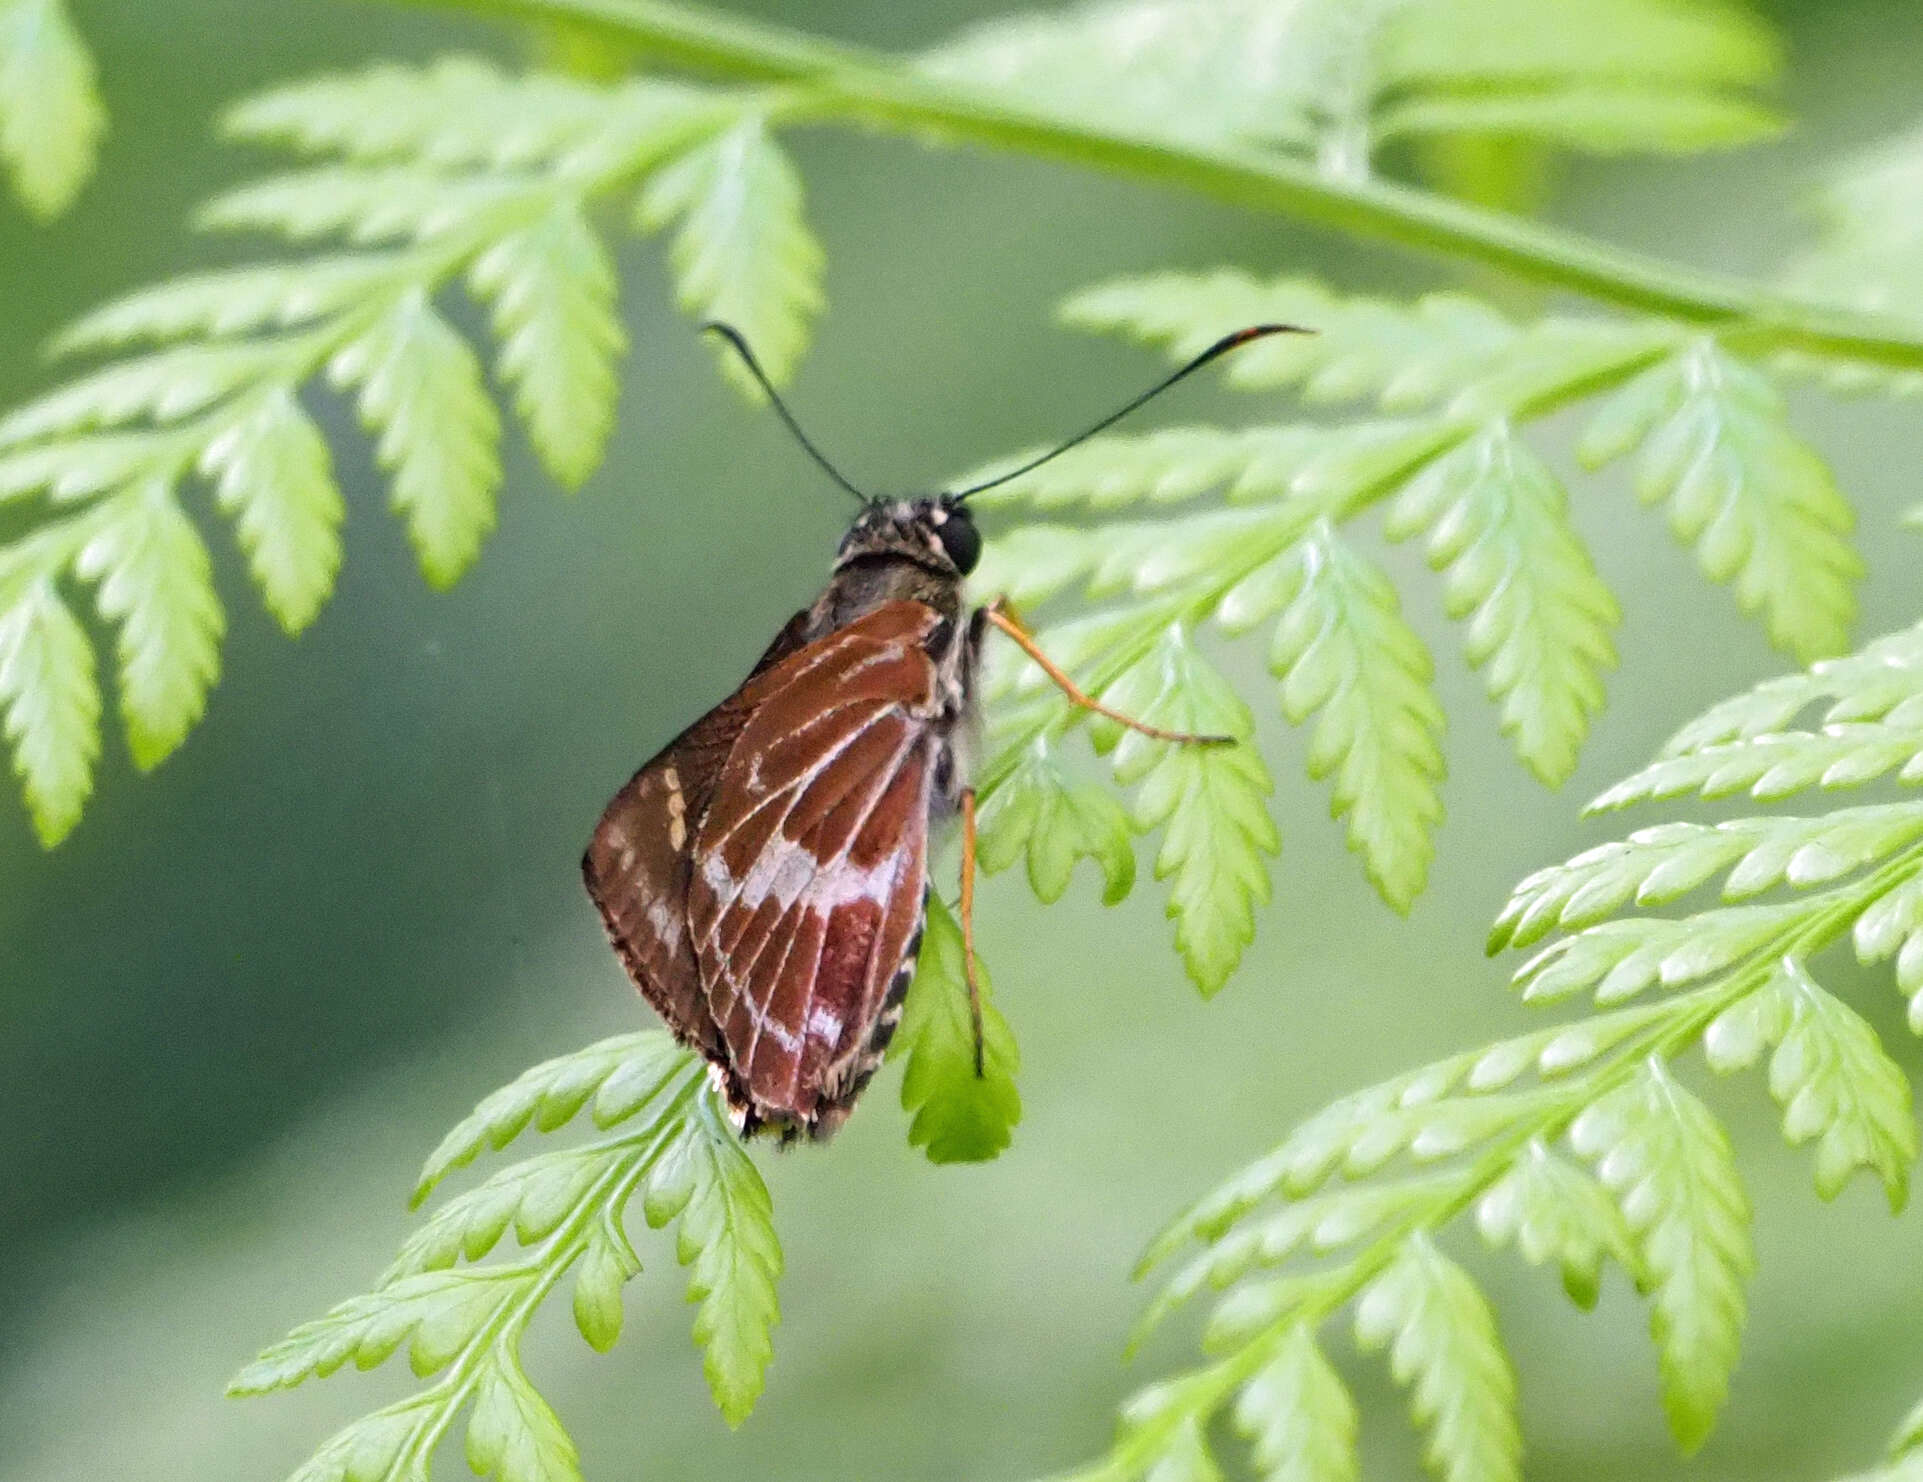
(936, 508, 981, 574)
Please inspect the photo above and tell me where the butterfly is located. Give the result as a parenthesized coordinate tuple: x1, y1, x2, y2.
(583, 321, 1303, 1141)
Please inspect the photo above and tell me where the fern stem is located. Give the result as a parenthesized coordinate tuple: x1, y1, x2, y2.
(403, 0, 1923, 371)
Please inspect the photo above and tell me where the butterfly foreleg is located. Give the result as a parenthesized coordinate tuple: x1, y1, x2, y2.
(982, 597, 1234, 746)
(960, 786, 987, 1079)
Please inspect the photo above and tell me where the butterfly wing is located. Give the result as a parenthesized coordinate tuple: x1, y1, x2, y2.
(689, 600, 946, 1134)
(583, 612, 814, 1058)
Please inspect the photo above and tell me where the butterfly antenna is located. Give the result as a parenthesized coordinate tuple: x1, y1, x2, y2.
(948, 323, 1312, 501)
(702, 322, 871, 505)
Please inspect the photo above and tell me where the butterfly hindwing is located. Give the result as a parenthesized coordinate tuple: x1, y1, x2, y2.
(582, 612, 815, 1059)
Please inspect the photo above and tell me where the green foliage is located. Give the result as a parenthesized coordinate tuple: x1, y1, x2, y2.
(894, 895, 1023, 1164)
(1079, 619, 1923, 1481)
(6, 4, 1923, 1479)
(1577, 341, 1858, 660)
(963, 264, 1857, 979)
(0, 58, 821, 841)
(1784, 117, 1923, 331)
(1259, 523, 1445, 911)
(1353, 1237, 1520, 1482)
(924, 0, 1779, 168)
(0, 0, 103, 219)
(232, 1031, 785, 1482)
(237, 919, 1032, 1465)
(637, 113, 824, 394)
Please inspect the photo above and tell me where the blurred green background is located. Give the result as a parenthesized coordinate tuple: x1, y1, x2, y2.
(4, 1, 1923, 1479)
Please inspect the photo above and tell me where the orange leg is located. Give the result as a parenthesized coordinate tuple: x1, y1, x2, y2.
(984, 598, 1233, 746)
(960, 787, 986, 1078)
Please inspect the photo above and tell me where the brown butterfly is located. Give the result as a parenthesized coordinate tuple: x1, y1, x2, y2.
(583, 322, 1303, 1141)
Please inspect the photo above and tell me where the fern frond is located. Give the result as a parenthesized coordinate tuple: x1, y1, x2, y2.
(226, 58, 718, 172)
(0, 60, 832, 842)
(1388, 425, 1617, 785)
(470, 202, 626, 487)
(637, 113, 825, 393)
(78, 482, 225, 770)
(1353, 1236, 1521, 1482)
(966, 262, 1859, 948)
(332, 291, 503, 589)
(1784, 117, 1923, 326)
(1232, 1325, 1359, 1482)
(1075, 616, 1923, 1481)
(1259, 524, 1445, 910)
(0, 579, 97, 845)
(923, 0, 1778, 174)
(1570, 1059, 1752, 1450)
(1579, 340, 1858, 661)
(0, 0, 103, 220)
(232, 1032, 781, 1480)
(237, 928, 1043, 1467)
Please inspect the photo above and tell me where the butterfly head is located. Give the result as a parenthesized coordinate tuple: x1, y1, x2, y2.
(836, 496, 981, 577)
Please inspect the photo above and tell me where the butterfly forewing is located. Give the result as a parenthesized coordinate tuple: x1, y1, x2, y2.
(582, 614, 816, 1063)
(690, 602, 942, 1131)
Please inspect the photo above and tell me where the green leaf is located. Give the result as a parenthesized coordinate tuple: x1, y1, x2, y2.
(273, 1394, 437, 1482)
(0, 431, 173, 504)
(0, 0, 104, 220)
(1493, 804, 1923, 953)
(1061, 274, 1524, 407)
(925, 0, 1776, 167)
(229, 57, 626, 168)
(1783, 119, 1923, 329)
(200, 166, 530, 245)
(228, 1269, 512, 1394)
(330, 290, 502, 588)
(1262, 524, 1445, 911)
(1062, 271, 1670, 414)
(0, 343, 287, 449)
(964, 425, 1313, 513)
(52, 257, 404, 356)
(1476, 1139, 1644, 1309)
(977, 738, 1136, 905)
(1709, 960, 1917, 1208)
(392, 1147, 607, 1279)
(1388, 423, 1618, 785)
(1385, 0, 1779, 94)
(1231, 1325, 1358, 1482)
(645, 1095, 782, 1426)
(1570, 1060, 1752, 1452)
(1145, 1174, 1457, 1341)
(638, 114, 823, 392)
(77, 482, 224, 769)
(1659, 621, 1923, 760)
(1373, 86, 1780, 155)
(1105, 629, 1277, 995)
(1354, 1235, 1521, 1482)
(1579, 341, 1860, 663)
(0, 578, 98, 845)
(413, 1032, 689, 1206)
(1590, 725, 1923, 813)
(895, 893, 1023, 1163)
(469, 201, 626, 488)
(1510, 898, 1810, 1005)
(572, 1210, 643, 1353)
(466, 1354, 582, 1482)
(202, 391, 345, 635)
